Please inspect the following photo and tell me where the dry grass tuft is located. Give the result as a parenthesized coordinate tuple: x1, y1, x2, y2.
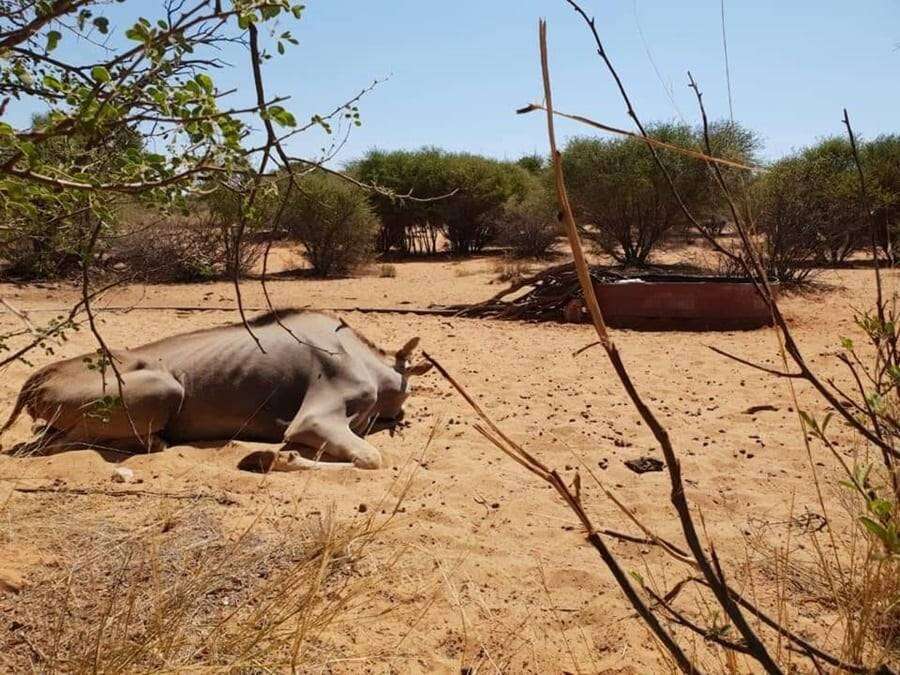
(491, 259, 531, 285)
(0, 490, 395, 672)
(746, 471, 900, 667)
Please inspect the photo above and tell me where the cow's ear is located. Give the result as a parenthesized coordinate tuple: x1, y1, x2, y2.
(406, 360, 433, 376)
(396, 337, 420, 361)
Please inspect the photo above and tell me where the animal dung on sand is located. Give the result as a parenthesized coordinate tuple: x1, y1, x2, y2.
(624, 456, 665, 474)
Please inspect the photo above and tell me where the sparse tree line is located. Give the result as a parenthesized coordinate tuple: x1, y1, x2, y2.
(3, 120, 897, 283)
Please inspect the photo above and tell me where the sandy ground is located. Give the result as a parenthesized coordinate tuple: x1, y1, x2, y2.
(0, 250, 893, 672)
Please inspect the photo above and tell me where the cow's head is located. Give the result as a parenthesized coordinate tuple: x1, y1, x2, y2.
(377, 337, 432, 422)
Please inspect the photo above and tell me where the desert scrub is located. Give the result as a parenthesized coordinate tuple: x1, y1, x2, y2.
(281, 171, 380, 277)
(491, 259, 531, 284)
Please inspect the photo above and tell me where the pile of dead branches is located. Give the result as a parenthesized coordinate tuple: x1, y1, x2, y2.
(451, 262, 620, 321)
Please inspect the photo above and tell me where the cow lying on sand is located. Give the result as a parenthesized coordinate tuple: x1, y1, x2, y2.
(0, 310, 432, 469)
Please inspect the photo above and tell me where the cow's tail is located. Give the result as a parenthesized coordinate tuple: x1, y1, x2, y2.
(0, 371, 42, 450)
(0, 388, 27, 449)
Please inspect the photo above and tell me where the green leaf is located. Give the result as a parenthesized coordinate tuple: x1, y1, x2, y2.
(860, 516, 887, 540)
(42, 75, 63, 91)
(868, 498, 893, 521)
(260, 6, 280, 20)
(92, 17, 109, 34)
(267, 105, 296, 128)
(46, 30, 61, 52)
(195, 73, 214, 94)
(91, 66, 111, 83)
(798, 410, 817, 432)
(840, 337, 853, 350)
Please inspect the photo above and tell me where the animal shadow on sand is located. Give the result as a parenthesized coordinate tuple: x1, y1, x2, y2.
(3, 416, 409, 473)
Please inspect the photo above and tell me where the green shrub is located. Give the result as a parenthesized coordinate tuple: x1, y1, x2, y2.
(515, 153, 547, 175)
(494, 180, 559, 258)
(754, 136, 895, 283)
(561, 123, 708, 265)
(442, 154, 533, 255)
(281, 172, 379, 277)
(351, 148, 533, 256)
(863, 134, 900, 255)
(350, 148, 443, 254)
(753, 157, 820, 285)
(699, 120, 762, 231)
(800, 137, 867, 264)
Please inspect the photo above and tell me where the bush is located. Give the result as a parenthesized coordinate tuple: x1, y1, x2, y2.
(800, 138, 868, 264)
(1, 208, 89, 279)
(491, 259, 531, 284)
(0, 114, 142, 280)
(562, 123, 708, 265)
(494, 182, 559, 258)
(351, 148, 534, 256)
(281, 172, 379, 277)
(349, 149, 441, 254)
(863, 134, 900, 255)
(753, 137, 895, 282)
(515, 153, 547, 175)
(442, 154, 533, 255)
(699, 120, 762, 231)
(109, 213, 263, 283)
(753, 157, 820, 285)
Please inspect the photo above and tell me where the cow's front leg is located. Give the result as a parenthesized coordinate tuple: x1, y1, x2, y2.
(283, 414, 382, 469)
(278, 378, 382, 470)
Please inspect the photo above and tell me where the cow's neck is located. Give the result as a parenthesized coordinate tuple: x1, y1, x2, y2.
(341, 334, 403, 393)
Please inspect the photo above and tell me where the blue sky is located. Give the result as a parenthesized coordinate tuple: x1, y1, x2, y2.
(8, 1, 899, 164)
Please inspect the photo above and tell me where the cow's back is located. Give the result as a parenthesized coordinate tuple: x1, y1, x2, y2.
(141, 312, 363, 442)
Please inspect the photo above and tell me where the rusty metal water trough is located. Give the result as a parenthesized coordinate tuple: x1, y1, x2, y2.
(452, 264, 775, 330)
(584, 275, 775, 330)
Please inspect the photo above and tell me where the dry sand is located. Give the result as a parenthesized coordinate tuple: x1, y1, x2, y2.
(0, 251, 891, 672)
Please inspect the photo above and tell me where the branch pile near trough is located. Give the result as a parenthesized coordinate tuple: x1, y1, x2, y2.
(451, 262, 620, 321)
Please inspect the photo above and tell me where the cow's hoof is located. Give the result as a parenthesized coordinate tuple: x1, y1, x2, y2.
(274, 451, 305, 472)
(352, 452, 382, 470)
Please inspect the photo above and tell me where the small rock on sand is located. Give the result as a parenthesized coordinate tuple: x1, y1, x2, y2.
(111, 467, 135, 483)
